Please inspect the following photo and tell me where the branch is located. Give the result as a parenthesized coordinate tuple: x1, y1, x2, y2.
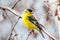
(41, 27, 58, 40)
(2, 9, 19, 40)
(0, 5, 22, 18)
(2, 0, 21, 40)
(8, 17, 20, 40)
(3, 9, 13, 26)
(0, 1, 21, 40)
(11, 0, 20, 9)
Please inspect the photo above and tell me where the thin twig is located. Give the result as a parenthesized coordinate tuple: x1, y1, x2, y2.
(3, 9, 18, 39)
(41, 27, 58, 40)
(8, 17, 20, 40)
(11, 0, 20, 9)
(26, 30, 34, 40)
(2, 9, 13, 27)
(26, 32, 31, 40)
(8, 0, 21, 40)
(1, 0, 21, 40)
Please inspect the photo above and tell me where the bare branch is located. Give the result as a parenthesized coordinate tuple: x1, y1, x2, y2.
(1, 0, 21, 40)
(42, 27, 58, 40)
(11, 0, 20, 9)
(26, 30, 33, 40)
(8, 17, 20, 40)
(3, 9, 13, 26)
(0, 5, 22, 18)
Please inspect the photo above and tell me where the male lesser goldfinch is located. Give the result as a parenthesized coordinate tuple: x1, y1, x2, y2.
(22, 9, 45, 38)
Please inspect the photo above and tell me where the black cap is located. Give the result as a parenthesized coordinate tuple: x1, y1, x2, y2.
(27, 9, 32, 12)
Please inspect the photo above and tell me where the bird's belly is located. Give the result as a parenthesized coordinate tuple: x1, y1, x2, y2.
(22, 19, 37, 30)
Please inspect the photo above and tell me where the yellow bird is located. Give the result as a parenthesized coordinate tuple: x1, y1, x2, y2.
(22, 9, 45, 38)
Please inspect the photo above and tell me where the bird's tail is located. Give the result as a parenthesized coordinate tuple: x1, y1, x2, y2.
(40, 30, 45, 38)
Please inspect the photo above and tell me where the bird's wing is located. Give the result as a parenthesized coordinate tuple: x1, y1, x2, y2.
(28, 15, 45, 38)
(28, 15, 45, 29)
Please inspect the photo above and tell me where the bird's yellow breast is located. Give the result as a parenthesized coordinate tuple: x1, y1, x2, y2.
(22, 12, 39, 30)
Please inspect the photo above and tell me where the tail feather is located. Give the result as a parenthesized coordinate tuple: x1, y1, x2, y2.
(40, 30, 45, 38)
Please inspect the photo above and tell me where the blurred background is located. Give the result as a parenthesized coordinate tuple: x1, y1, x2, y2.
(0, 0, 59, 40)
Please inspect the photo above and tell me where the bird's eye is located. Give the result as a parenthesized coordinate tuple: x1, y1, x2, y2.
(27, 9, 32, 12)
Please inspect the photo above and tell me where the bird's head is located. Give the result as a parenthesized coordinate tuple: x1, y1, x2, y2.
(27, 9, 32, 12)
(23, 9, 33, 15)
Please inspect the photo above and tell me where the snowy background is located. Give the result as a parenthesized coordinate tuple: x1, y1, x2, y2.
(0, 0, 59, 40)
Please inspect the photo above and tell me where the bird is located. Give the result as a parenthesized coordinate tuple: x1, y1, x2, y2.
(22, 9, 45, 38)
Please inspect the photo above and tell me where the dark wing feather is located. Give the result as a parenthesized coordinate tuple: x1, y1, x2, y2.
(28, 16, 45, 29)
(28, 16, 42, 30)
(28, 15, 45, 38)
